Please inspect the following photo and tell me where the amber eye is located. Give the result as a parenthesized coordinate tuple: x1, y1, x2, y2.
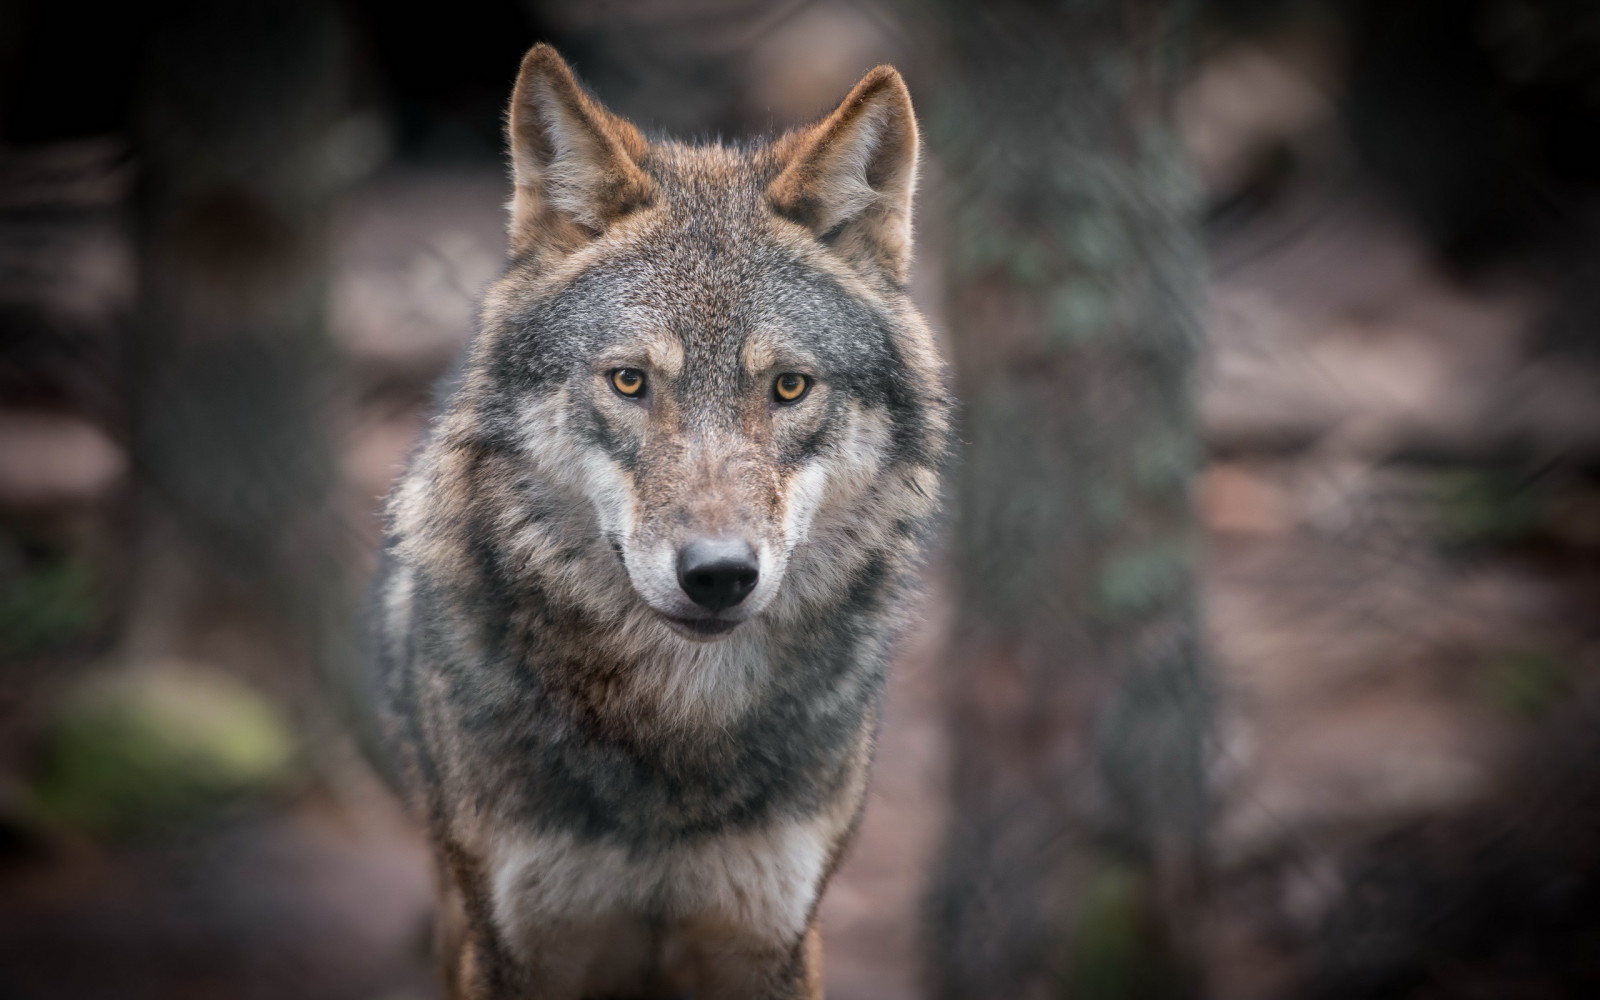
(611, 368, 646, 398)
(774, 372, 811, 404)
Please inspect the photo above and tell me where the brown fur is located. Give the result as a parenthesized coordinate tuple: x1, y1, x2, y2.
(508, 45, 657, 261)
(768, 66, 920, 283)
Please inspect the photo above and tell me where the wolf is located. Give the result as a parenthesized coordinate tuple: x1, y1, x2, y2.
(364, 43, 951, 999)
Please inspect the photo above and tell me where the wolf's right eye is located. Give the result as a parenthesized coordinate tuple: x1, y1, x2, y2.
(610, 368, 647, 398)
(773, 372, 811, 403)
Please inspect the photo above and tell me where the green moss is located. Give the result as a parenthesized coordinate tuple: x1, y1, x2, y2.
(1483, 647, 1570, 720)
(0, 555, 99, 661)
(1008, 236, 1051, 286)
(29, 666, 297, 837)
(1096, 542, 1190, 620)
(1134, 435, 1198, 493)
(1065, 863, 1186, 999)
(1432, 468, 1546, 548)
(1067, 214, 1127, 270)
(1049, 283, 1110, 344)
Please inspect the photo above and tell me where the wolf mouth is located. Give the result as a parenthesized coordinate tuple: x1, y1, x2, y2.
(658, 613, 741, 639)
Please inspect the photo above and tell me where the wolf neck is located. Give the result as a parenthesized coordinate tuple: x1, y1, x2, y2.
(539, 576, 885, 736)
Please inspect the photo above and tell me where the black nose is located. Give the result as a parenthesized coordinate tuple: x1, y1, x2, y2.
(676, 539, 759, 612)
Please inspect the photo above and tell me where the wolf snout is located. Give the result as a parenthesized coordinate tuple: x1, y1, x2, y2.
(676, 539, 759, 612)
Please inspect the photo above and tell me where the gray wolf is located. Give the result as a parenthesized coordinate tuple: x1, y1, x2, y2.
(364, 43, 950, 999)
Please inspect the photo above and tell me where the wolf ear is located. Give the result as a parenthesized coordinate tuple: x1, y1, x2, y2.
(767, 66, 920, 282)
(506, 44, 656, 257)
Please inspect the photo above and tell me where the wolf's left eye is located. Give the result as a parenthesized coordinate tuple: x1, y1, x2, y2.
(611, 368, 647, 398)
(773, 373, 811, 404)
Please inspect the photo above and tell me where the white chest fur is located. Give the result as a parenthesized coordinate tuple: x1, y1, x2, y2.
(489, 812, 836, 957)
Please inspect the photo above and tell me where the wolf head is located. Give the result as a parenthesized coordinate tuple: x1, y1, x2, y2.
(397, 46, 949, 647)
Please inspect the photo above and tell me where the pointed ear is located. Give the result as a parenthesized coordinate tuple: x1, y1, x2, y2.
(767, 66, 920, 282)
(506, 44, 656, 257)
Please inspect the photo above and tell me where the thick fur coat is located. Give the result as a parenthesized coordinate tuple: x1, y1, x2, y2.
(366, 44, 951, 999)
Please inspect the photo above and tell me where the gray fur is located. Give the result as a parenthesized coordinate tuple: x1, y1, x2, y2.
(360, 48, 949, 1000)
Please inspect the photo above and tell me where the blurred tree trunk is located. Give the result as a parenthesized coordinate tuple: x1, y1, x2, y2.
(129, 0, 352, 703)
(924, 1, 1213, 997)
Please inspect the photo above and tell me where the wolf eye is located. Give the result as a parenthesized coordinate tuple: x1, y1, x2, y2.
(773, 372, 811, 404)
(610, 368, 646, 398)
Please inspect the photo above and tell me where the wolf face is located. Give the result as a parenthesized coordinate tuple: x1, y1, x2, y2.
(403, 46, 949, 648)
(496, 213, 925, 641)
(520, 253, 896, 639)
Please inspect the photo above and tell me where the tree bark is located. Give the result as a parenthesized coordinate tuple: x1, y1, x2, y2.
(925, 2, 1213, 997)
(129, 0, 352, 703)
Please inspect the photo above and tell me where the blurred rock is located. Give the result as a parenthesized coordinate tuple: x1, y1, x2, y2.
(330, 168, 504, 368)
(0, 412, 125, 507)
(1200, 462, 1296, 536)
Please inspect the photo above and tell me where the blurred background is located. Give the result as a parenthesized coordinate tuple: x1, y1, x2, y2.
(1, 1, 1597, 998)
